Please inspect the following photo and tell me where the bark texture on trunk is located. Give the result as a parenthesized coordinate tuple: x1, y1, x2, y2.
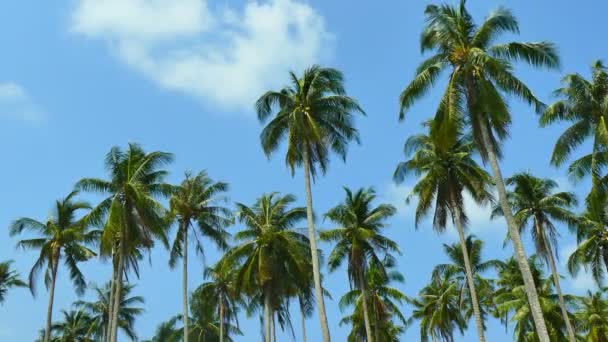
(106, 258, 117, 342)
(44, 251, 60, 342)
(182, 222, 190, 342)
(109, 237, 125, 342)
(451, 200, 486, 342)
(302, 153, 331, 342)
(264, 290, 271, 342)
(219, 300, 225, 342)
(478, 119, 550, 341)
(358, 271, 374, 342)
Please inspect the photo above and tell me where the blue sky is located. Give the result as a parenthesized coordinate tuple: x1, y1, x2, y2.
(1, 0, 607, 341)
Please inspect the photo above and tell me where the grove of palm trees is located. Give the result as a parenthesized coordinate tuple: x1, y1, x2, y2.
(2, 1, 608, 341)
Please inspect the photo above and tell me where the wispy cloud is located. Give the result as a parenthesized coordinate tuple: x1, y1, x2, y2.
(0, 82, 45, 123)
(70, 0, 332, 111)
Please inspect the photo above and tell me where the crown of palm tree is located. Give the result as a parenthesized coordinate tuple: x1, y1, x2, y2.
(0, 260, 27, 304)
(574, 288, 608, 340)
(49, 309, 95, 342)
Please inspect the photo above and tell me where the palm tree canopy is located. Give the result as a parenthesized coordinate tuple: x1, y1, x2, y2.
(50, 309, 95, 342)
(9, 190, 99, 295)
(168, 170, 233, 268)
(541, 60, 608, 182)
(574, 288, 608, 341)
(256, 65, 365, 177)
(399, 0, 559, 159)
(394, 126, 493, 230)
(0, 260, 27, 303)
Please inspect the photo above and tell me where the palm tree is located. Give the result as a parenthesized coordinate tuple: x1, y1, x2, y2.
(222, 193, 311, 342)
(574, 288, 608, 341)
(339, 258, 408, 342)
(409, 273, 468, 342)
(143, 316, 182, 342)
(398, 2, 559, 338)
(74, 282, 144, 341)
(0, 260, 27, 304)
(195, 262, 244, 342)
(541, 60, 608, 195)
(494, 256, 573, 341)
(10, 191, 98, 342)
(321, 187, 398, 342)
(394, 127, 493, 341)
(168, 171, 232, 342)
(50, 309, 95, 342)
(568, 193, 608, 285)
(432, 235, 499, 331)
(77, 143, 172, 342)
(491, 172, 578, 340)
(256, 65, 365, 342)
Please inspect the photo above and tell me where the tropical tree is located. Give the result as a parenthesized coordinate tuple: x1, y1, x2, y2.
(256, 65, 365, 342)
(0, 260, 27, 304)
(168, 171, 232, 342)
(321, 187, 398, 342)
(222, 193, 311, 342)
(491, 172, 578, 340)
(143, 316, 182, 342)
(339, 258, 408, 342)
(574, 288, 608, 341)
(50, 309, 95, 342)
(432, 235, 499, 331)
(77, 143, 172, 342)
(10, 191, 98, 342)
(409, 273, 468, 341)
(194, 262, 244, 342)
(74, 282, 144, 341)
(394, 127, 493, 341)
(541, 60, 608, 195)
(494, 256, 574, 341)
(398, 2, 560, 338)
(568, 193, 608, 285)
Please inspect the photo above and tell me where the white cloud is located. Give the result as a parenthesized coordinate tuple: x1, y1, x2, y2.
(0, 82, 45, 122)
(70, 0, 332, 111)
(561, 243, 599, 292)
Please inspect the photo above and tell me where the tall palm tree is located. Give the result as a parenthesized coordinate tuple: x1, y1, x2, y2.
(494, 256, 573, 341)
(398, 2, 559, 338)
(195, 262, 244, 342)
(143, 316, 182, 342)
(74, 282, 144, 341)
(492, 172, 578, 340)
(339, 258, 408, 342)
(256, 65, 365, 342)
(10, 191, 98, 342)
(77, 143, 172, 342)
(394, 127, 493, 341)
(568, 193, 608, 285)
(541, 60, 608, 195)
(168, 171, 232, 342)
(50, 309, 95, 342)
(574, 288, 608, 341)
(409, 273, 468, 342)
(432, 235, 499, 331)
(222, 193, 311, 342)
(0, 260, 27, 304)
(321, 187, 398, 342)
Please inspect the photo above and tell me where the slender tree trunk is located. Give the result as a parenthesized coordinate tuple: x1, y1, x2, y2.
(302, 153, 331, 342)
(272, 313, 276, 342)
(183, 222, 190, 342)
(109, 237, 126, 342)
(219, 300, 225, 342)
(264, 289, 271, 342)
(538, 222, 575, 342)
(478, 118, 550, 341)
(44, 251, 60, 342)
(106, 254, 117, 342)
(451, 198, 486, 342)
(298, 296, 307, 342)
(358, 272, 374, 342)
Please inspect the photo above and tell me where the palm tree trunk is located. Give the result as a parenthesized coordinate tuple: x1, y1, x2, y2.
(298, 296, 307, 342)
(358, 272, 374, 342)
(478, 118, 550, 341)
(538, 223, 575, 342)
(302, 152, 331, 342)
(219, 300, 225, 342)
(451, 198, 486, 342)
(183, 222, 190, 342)
(109, 238, 125, 342)
(106, 254, 118, 342)
(264, 289, 271, 342)
(44, 251, 60, 342)
(272, 313, 276, 342)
